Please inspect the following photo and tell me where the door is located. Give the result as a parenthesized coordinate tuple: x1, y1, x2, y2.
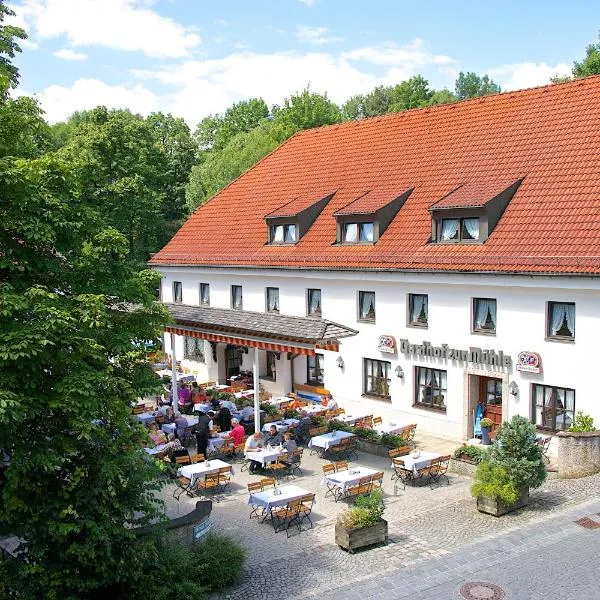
(225, 345, 243, 381)
(479, 377, 503, 430)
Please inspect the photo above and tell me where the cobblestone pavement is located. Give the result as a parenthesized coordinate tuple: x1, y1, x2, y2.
(158, 441, 600, 599)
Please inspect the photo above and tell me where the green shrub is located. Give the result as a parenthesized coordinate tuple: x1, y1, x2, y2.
(310, 415, 327, 427)
(327, 419, 353, 433)
(260, 402, 280, 416)
(283, 408, 301, 419)
(568, 411, 596, 433)
(351, 426, 381, 442)
(380, 433, 408, 449)
(453, 444, 488, 463)
(471, 461, 519, 505)
(337, 489, 385, 529)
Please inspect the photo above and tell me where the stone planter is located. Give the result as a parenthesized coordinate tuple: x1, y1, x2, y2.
(335, 519, 388, 553)
(449, 458, 478, 478)
(476, 486, 529, 517)
(557, 430, 600, 479)
(356, 438, 403, 458)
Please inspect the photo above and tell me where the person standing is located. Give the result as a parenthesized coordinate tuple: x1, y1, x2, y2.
(195, 410, 213, 458)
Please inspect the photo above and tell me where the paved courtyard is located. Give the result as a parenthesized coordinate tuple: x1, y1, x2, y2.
(159, 434, 596, 600)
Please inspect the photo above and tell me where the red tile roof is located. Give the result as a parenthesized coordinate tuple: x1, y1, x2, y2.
(150, 76, 600, 275)
(430, 179, 522, 210)
(334, 186, 411, 215)
(266, 192, 335, 218)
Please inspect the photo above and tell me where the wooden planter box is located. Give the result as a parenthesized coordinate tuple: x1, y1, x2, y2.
(335, 519, 388, 553)
(476, 486, 529, 517)
(449, 458, 478, 478)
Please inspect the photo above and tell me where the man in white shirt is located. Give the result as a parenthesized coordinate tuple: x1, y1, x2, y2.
(325, 394, 338, 411)
(244, 431, 264, 473)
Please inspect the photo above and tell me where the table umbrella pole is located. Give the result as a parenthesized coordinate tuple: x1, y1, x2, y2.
(253, 348, 260, 434)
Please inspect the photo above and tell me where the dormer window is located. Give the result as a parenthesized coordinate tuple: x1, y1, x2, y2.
(271, 224, 297, 244)
(440, 217, 480, 242)
(343, 222, 374, 244)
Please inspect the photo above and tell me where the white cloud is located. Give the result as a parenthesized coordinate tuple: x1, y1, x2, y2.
(488, 62, 572, 90)
(32, 78, 160, 122)
(12, 0, 201, 58)
(53, 48, 87, 61)
(298, 0, 316, 6)
(296, 26, 343, 46)
(342, 39, 454, 67)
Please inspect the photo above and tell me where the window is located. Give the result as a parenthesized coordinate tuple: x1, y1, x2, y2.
(173, 281, 182, 304)
(343, 222, 374, 243)
(364, 358, 391, 399)
(358, 291, 376, 322)
(307, 288, 322, 317)
(271, 224, 297, 244)
(231, 285, 243, 310)
(265, 351, 277, 380)
(473, 298, 497, 334)
(532, 384, 575, 432)
(440, 217, 480, 242)
(408, 294, 428, 327)
(184, 337, 205, 363)
(307, 353, 324, 385)
(266, 287, 280, 313)
(415, 367, 447, 411)
(547, 302, 575, 340)
(199, 283, 210, 306)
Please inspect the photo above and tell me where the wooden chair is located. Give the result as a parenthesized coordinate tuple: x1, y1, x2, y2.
(217, 465, 233, 494)
(400, 424, 417, 448)
(325, 438, 349, 461)
(298, 493, 316, 532)
(191, 453, 205, 464)
(174, 454, 191, 467)
(197, 472, 221, 501)
(266, 454, 289, 480)
(272, 498, 303, 537)
(344, 475, 373, 501)
(260, 477, 277, 490)
(247, 481, 264, 519)
(155, 416, 165, 426)
(173, 475, 194, 500)
(371, 471, 384, 489)
(388, 447, 410, 459)
(373, 416, 383, 426)
(287, 448, 304, 478)
(391, 458, 414, 490)
(132, 406, 146, 415)
(322, 463, 337, 498)
(334, 460, 349, 472)
(426, 455, 451, 488)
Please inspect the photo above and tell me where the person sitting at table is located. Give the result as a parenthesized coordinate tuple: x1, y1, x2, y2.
(294, 410, 311, 446)
(216, 405, 232, 432)
(264, 424, 282, 447)
(163, 406, 176, 424)
(177, 383, 192, 414)
(244, 431, 265, 474)
(148, 423, 167, 446)
(174, 413, 189, 440)
(282, 431, 297, 454)
(288, 397, 304, 410)
(228, 418, 246, 446)
(240, 401, 254, 423)
(323, 393, 338, 411)
(156, 433, 182, 459)
(194, 386, 208, 405)
(220, 396, 237, 413)
(210, 394, 221, 411)
(159, 382, 173, 407)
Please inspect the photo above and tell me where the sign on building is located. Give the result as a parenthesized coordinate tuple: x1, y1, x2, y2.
(516, 351, 542, 373)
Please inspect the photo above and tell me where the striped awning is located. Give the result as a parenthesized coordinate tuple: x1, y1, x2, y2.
(164, 304, 358, 356)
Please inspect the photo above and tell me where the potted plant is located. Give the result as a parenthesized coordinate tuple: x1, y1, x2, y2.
(472, 415, 547, 516)
(453, 444, 487, 465)
(480, 417, 493, 445)
(335, 489, 387, 553)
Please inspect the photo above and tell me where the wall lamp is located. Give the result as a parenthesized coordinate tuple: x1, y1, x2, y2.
(394, 365, 404, 379)
(336, 356, 344, 369)
(509, 381, 519, 396)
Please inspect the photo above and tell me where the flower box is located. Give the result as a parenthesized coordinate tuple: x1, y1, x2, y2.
(335, 519, 388, 553)
(476, 486, 529, 517)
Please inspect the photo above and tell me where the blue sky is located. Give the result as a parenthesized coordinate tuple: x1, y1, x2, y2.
(7, 0, 600, 126)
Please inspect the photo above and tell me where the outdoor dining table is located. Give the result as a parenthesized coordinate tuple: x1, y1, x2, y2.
(207, 431, 232, 453)
(193, 403, 212, 413)
(374, 422, 408, 435)
(162, 415, 198, 435)
(178, 459, 233, 485)
(248, 484, 313, 518)
(234, 389, 255, 399)
(321, 466, 378, 494)
(338, 412, 372, 425)
(244, 447, 287, 467)
(308, 430, 355, 450)
(136, 412, 156, 425)
(396, 451, 441, 475)
(154, 370, 197, 383)
(265, 396, 293, 407)
(261, 418, 300, 434)
(144, 444, 167, 456)
(301, 404, 326, 415)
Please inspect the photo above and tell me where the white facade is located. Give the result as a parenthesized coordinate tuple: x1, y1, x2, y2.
(157, 266, 599, 441)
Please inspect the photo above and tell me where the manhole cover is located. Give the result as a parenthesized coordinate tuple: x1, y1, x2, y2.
(459, 581, 505, 600)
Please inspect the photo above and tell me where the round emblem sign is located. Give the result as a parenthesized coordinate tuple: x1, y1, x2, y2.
(516, 351, 541, 373)
(378, 335, 396, 354)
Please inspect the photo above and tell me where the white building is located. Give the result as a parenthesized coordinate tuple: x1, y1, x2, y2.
(151, 76, 600, 441)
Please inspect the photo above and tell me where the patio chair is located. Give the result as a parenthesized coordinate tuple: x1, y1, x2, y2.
(220, 440, 236, 460)
(344, 475, 373, 502)
(298, 493, 316, 532)
(173, 475, 195, 500)
(272, 498, 303, 537)
(287, 448, 304, 478)
(197, 472, 221, 502)
(402, 424, 417, 448)
(322, 463, 338, 499)
(371, 471, 385, 489)
(247, 481, 264, 519)
(260, 477, 277, 490)
(181, 426, 195, 447)
(388, 447, 410, 459)
(174, 454, 192, 467)
(334, 460, 348, 472)
(391, 458, 414, 491)
(217, 465, 233, 495)
(347, 436, 359, 460)
(325, 439, 348, 461)
(191, 453, 205, 464)
(266, 453, 289, 480)
(426, 455, 451, 489)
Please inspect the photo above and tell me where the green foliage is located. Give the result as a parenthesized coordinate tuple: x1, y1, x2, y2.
(455, 71, 501, 100)
(260, 402, 280, 417)
(352, 426, 381, 442)
(380, 433, 408, 449)
(338, 489, 385, 529)
(480, 417, 493, 429)
(0, 2, 27, 98)
(572, 32, 600, 78)
(310, 415, 327, 428)
(453, 444, 488, 464)
(471, 461, 519, 505)
(327, 419, 353, 433)
(568, 411, 596, 433)
(283, 408, 301, 419)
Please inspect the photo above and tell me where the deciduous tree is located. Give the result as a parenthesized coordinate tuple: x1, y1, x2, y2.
(455, 71, 501, 100)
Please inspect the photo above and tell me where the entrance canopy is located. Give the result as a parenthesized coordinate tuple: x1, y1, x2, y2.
(164, 303, 358, 355)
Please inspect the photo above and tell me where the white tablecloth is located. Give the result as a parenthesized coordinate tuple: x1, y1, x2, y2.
(207, 431, 232, 453)
(308, 431, 355, 450)
(395, 451, 441, 475)
(244, 448, 286, 466)
(338, 412, 372, 425)
(265, 397, 293, 407)
(193, 403, 212, 413)
(136, 412, 156, 425)
(234, 389, 255, 399)
(155, 370, 196, 383)
(178, 459, 233, 485)
(162, 415, 198, 435)
(262, 418, 300, 433)
(321, 466, 378, 493)
(248, 484, 312, 510)
(301, 404, 326, 415)
(374, 423, 407, 436)
(144, 444, 166, 456)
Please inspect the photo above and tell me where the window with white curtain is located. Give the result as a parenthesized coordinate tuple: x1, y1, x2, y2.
(173, 281, 182, 304)
(307, 353, 324, 385)
(408, 294, 428, 327)
(358, 291, 376, 322)
(199, 283, 210, 306)
(439, 217, 480, 242)
(343, 222, 374, 243)
(231, 285, 243, 310)
(473, 298, 497, 333)
(547, 302, 575, 340)
(271, 224, 297, 244)
(307, 288, 322, 317)
(363, 358, 391, 399)
(184, 337, 205, 363)
(415, 367, 447, 411)
(266, 287, 280, 313)
(532, 384, 575, 431)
